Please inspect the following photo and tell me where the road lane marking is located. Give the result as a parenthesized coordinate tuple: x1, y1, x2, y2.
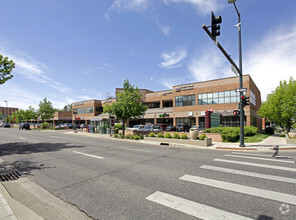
(146, 191, 252, 220)
(224, 154, 295, 163)
(18, 137, 26, 140)
(231, 152, 294, 159)
(118, 147, 151, 152)
(214, 159, 296, 172)
(179, 175, 296, 205)
(200, 165, 296, 184)
(73, 151, 104, 159)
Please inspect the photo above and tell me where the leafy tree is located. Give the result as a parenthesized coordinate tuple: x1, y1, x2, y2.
(103, 79, 147, 135)
(37, 98, 55, 128)
(63, 104, 72, 112)
(258, 77, 296, 132)
(12, 109, 25, 123)
(0, 55, 15, 84)
(23, 106, 37, 122)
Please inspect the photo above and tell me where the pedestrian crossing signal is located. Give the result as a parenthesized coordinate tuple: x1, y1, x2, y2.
(233, 110, 240, 116)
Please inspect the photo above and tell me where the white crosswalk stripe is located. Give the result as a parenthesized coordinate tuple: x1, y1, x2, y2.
(214, 158, 296, 172)
(146, 191, 252, 220)
(231, 152, 294, 159)
(224, 154, 295, 163)
(179, 174, 296, 205)
(200, 165, 296, 184)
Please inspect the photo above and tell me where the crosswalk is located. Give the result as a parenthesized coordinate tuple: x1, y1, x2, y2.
(146, 151, 296, 219)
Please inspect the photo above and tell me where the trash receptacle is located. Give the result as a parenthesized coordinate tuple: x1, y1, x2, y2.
(88, 125, 91, 133)
(107, 128, 110, 134)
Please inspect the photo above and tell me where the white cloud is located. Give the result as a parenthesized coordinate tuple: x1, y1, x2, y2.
(150, 76, 154, 81)
(159, 48, 187, 69)
(105, 0, 149, 20)
(156, 20, 170, 37)
(244, 25, 296, 101)
(187, 48, 231, 82)
(162, 0, 224, 15)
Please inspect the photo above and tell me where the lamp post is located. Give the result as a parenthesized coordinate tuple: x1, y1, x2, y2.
(73, 111, 77, 133)
(4, 100, 8, 123)
(228, 0, 245, 147)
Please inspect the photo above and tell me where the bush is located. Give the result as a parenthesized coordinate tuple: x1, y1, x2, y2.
(133, 135, 140, 140)
(140, 134, 144, 139)
(148, 132, 155, 137)
(113, 134, 118, 138)
(120, 134, 125, 139)
(126, 134, 133, 139)
(265, 127, 274, 134)
(199, 134, 207, 140)
(221, 127, 240, 142)
(41, 122, 50, 129)
(204, 126, 224, 134)
(173, 133, 180, 139)
(280, 134, 286, 138)
(181, 134, 188, 139)
(244, 126, 258, 136)
(157, 133, 164, 138)
(164, 133, 172, 138)
(115, 123, 122, 133)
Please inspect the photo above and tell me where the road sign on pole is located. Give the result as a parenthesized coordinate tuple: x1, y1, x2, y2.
(235, 88, 247, 93)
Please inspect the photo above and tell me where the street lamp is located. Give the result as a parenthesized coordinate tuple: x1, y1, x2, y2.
(228, 0, 245, 147)
(73, 111, 77, 133)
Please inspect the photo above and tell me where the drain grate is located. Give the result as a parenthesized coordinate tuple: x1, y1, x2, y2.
(0, 170, 23, 182)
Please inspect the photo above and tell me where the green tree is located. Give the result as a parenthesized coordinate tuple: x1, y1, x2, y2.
(258, 77, 296, 132)
(103, 79, 147, 135)
(37, 98, 55, 128)
(23, 106, 37, 122)
(0, 55, 15, 84)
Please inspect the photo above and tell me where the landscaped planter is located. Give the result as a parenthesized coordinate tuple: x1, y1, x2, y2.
(144, 137, 212, 147)
(286, 133, 296, 144)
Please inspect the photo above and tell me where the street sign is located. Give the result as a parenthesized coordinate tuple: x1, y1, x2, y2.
(231, 65, 239, 76)
(235, 88, 247, 93)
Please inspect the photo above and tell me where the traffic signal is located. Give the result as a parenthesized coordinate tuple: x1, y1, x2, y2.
(211, 11, 222, 40)
(233, 110, 240, 116)
(241, 96, 250, 107)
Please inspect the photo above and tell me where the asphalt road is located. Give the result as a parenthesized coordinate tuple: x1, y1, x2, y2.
(1, 128, 296, 220)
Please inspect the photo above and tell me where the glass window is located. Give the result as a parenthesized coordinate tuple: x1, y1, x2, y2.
(231, 90, 236, 97)
(225, 91, 231, 97)
(202, 94, 207, 99)
(213, 92, 218, 98)
(175, 95, 195, 107)
(231, 96, 237, 103)
(213, 98, 218, 104)
(225, 97, 231, 103)
(86, 107, 93, 113)
(219, 97, 224, 104)
(208, 93, 213, 99)
(219, 91, 224, 98)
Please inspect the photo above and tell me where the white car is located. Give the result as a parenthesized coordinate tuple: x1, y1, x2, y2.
(127, 125, 144, 131)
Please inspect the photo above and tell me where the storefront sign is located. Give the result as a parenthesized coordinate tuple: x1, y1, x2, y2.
(103, 100, 113, 104)
(74, 102, 84, 106)
(175, 84, 194, 92)
(188, 112, 193, 117)
(159, 113, 170, 118)
(162, 91, 173, 96)
(213, 110, 235, 116)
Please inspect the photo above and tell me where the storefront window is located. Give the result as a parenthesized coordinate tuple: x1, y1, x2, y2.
(176, 118, 190, 125)
(86, 107, 94, 113)
(74, 108, 85, 114)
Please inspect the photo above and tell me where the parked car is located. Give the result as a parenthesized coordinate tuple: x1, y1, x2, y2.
(139, 125, 153, 131)
(190, 125, 200, 131)
(166, 125, 176, 132)
(152, 125, 162, 132)
(80, 124, 89, 129)
(2, 123, 11, 128)
(19, 123, 30, 130)
(127, 125, 144, 131)
(176, 124, 190, 132)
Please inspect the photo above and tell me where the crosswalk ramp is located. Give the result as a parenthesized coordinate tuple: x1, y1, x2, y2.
(146, 152, 296, 219)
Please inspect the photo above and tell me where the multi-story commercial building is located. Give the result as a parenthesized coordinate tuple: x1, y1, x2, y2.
(72, 75, 262, 130)
(0, 107, 18, 116)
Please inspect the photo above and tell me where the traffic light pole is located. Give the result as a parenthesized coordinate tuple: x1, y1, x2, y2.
(234, 2, 245, 147)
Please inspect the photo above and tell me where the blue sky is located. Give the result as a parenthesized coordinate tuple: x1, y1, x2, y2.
(0, 0, 295, 110)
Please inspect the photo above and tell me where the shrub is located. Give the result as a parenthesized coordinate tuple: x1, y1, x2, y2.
(164, 133, 172, 138)
(115, 123, 122, 133)
(204, 126, 224, 134)
(199, 134, 207, 140)
(244, 126, 258, 136)
(157, 133, 164, 138)
(221, 127, 240, 142)
(133, 135, 140, 140)
(148, 132, 155, 137)
(181, 134, 188, 139)
(126, 134, 133, 139)
(173, 133, 180, 139)
(41, 122, 50, 129)
(265, 127, 274, 134)
(113, 134, 118, 138)
(120, 134, 125, 139)
(280, 134, 286, 138)
(140, 134, 144, 139)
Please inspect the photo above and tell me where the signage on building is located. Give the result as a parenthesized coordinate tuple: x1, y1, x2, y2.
(188, 112, 193, 117)
(103, 100, 114, 104)
(162, 91, 172, 96)
(159, 113, 170, 118)
(213, 110, 236, 116)
(175, 84, 194, 92)
(73, 102, 84, 106)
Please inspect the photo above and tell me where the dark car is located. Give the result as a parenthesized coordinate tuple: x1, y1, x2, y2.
(166, 125, 176, 132)
(3, 123, 11, 128)
(176, 124, 190, 132)
(19, 123, 30, 130)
